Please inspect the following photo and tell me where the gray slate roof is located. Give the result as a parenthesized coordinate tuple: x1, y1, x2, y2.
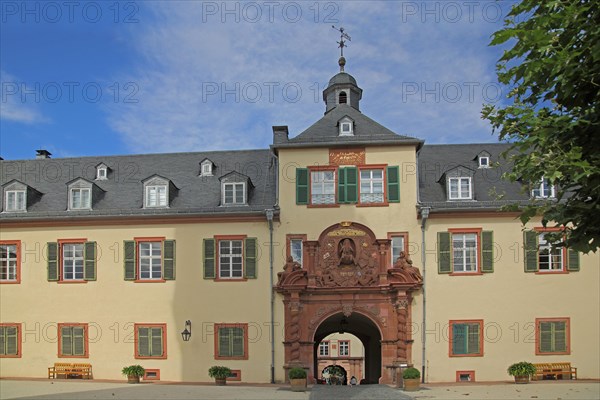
(0, 149, 277, 221)
(418, 143, 531, 211)
(273, 104, 423, 149)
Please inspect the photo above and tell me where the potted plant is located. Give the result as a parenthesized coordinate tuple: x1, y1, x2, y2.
(208, 366, 232, 386)
(507, 361, 536, 384)
(402, 367, 421, 391)
(122, 365, 145, 383)
(288, 367, 307, 392)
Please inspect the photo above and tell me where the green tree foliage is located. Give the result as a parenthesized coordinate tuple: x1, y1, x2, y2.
(483, 0, 600, 253)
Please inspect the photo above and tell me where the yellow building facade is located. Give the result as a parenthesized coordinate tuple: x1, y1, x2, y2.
(1, 65, 598, 384)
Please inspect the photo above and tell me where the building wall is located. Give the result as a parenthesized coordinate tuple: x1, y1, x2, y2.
(420, 216, 600, 382)
(0, 221, 279, 382)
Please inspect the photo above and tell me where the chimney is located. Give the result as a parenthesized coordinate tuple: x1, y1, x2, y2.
(36, 149, 52, 159)
(272, 126, 289, 145)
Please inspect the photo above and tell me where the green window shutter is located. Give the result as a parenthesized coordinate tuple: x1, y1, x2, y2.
(538, 321, 566, 353)
(61, 326, 72, 356)
(524, 231, 539, 272)
(83, 241, 97, 281)
(232, 327, 244, 357)
(203, 239, 216, 279)
(338, 167, 346, 203)
(5, 326, 17, 356)
(244, 238, 257, 279)
(467, 324, 480, 354)
(567, 248, 580, 271)
(163, 240, 176, 280)
(151, 327, 163, 357)
(437, 232, 452, 273)
(481, 231, 494, 273)
(345, 167, 358, 203)
(553, 321, 567, 352)
(0, 327, 4, 355)
(218, 327, 231, 357)
(138, 327, 150, 357)
(124, 241, 137, 280)
(73, 326, 85, 356)
(47, 242, 59, 281)
(296, 168, 309, 205)
(386, 166, 400, 203)
(452, 324, 466, 355)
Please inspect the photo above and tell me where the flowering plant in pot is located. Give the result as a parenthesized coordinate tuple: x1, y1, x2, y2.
(507, 361, 536, 384)
(208, 366, 232, 385)
(122, 365, 145, 383)
(402, 367, 421, 391)
(289, 367, 307, 392)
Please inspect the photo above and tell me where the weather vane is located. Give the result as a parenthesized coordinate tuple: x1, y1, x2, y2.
(332, 26, 351, 72)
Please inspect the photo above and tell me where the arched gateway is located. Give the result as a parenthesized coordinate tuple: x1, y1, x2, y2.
(276, 222, 423, 384)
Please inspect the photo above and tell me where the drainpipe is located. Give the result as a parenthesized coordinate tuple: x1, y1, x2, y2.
(420, 207, 430, 383)
(266, 209, 275, 384)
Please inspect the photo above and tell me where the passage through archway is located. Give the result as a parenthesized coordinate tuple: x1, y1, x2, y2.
(275, 221, 423, 384)
(314, 313, 381, 384)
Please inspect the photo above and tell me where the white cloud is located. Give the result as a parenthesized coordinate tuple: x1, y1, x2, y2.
(0, 71, 50, 125)
(106, 1, 508, 153)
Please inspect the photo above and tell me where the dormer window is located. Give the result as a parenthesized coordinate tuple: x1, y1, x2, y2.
(5, 190, 26, 212)
(146, 185, 167, 207)
(200, 159, 214, 176)
(338, 116, 354, 136)
(223, 182, 245, 205)
(143, 175, 171, 208)
(96, 164, 108, 180)
(70, 188, 91, 210)
(478, 156, 490, 168)
(339, 91, 347, 104)
(448, 177, 472, 200)
(532, 178, 555, 199)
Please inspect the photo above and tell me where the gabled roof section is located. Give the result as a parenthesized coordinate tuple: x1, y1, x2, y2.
(219, 171, 254, 187)
(272, 104, 422, 149)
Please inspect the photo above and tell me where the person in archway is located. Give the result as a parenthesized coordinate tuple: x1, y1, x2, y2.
(350, 375, 357, 387)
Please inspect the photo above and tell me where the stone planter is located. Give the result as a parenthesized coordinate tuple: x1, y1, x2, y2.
(290, 378, 307, 392)
(403, 378, 421, 391)
(215, 377, 227, 386)
(127, 375, 140, 384)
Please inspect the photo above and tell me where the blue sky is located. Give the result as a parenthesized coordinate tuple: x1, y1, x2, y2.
(1, 1, 514, 160)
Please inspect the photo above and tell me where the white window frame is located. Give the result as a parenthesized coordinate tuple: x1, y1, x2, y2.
(340, 122, 353, 136)
(5, 190, 26, 212)
(360, 169, 384, 203)
(319, 341, 330, 357)
(69, 188, 91, 210)
(448, 177, 472, 200)
(532, 178, 555, 199)
(290, 239, 303, 266)
(452, 233, 478, 273)
(478, 156, 490, 168)
(219, 240, 243, 279)
(0, 244, 18, 281)
(201, 162, 213, 176)
(222, 182, 246, 205)
(96, 166, 107, 180)
(138, 241, 163, 280)
(310, 170, 335, 205)
(538, 233, 563, 271)
(145, 185, 168, 208)
(339, 340, 350, 356)
(62, 243, 84, 280)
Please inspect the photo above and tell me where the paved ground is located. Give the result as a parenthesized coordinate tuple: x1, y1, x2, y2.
(0, 379, 598, 400)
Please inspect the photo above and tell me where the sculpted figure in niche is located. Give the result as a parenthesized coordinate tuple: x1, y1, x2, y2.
(277, 256, 301, 284)
(338, 238, 356, 266)
(394, 251, 423, 281)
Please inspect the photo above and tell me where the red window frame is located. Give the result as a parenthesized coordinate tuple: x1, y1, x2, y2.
(57, 239, 88, 284)
(143, 369, 161, 381)
(215, 235, 247, 281)
(0, 323, 22, 358)
(0, 240, 21, 284)
(448, 229, 483, 276)
(535, 317, 571, 355)
(307, 166, 339, 208)
(134, 237, 166, 283)
(134, 323, 167, 359)
(357, 164, 388, 207)
(448, 319, 484, 357)
(214, 323, 249, 360)
(456, 370, 475, 382)
(57, 323, 89, 358)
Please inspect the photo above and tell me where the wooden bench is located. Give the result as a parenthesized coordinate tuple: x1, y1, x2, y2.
(532, 362, 577, 380)
(48, 363, 93, 379)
